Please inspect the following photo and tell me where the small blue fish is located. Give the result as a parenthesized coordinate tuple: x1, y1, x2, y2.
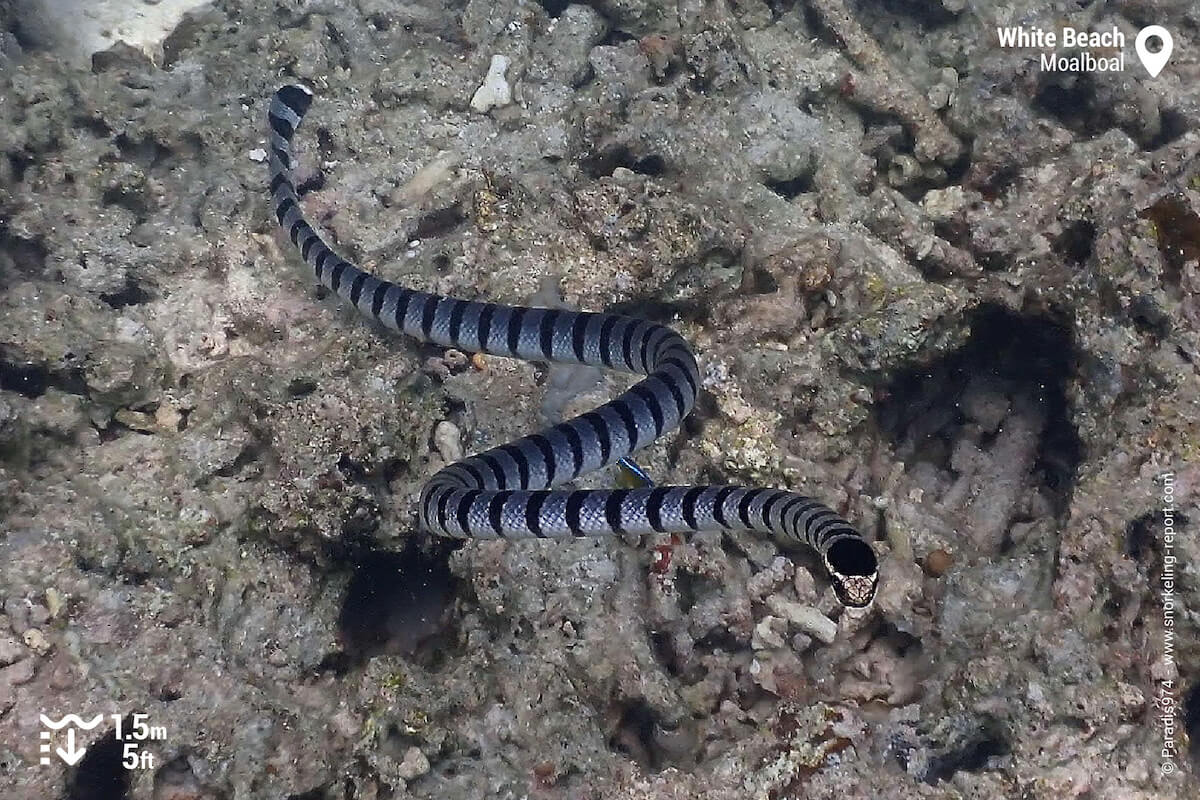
(616, 457, 654, 488)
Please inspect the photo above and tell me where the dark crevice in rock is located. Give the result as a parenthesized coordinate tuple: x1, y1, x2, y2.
(7, 152, 33, 183)
(213, 444, 262, 478)
(1033, 71, 1103, 137)
(0, 359, 50, 397)
(95, 419, 123, 443)
(876, 305, 1082, 549)
(0, 349, 88, 398)
(378, 457, 407, 491)
(114, 134, 171, 170)
(1145, 107, 1190, 150)
(412, 204, 465, 239)
(315, 127, 336, 160)
(340, 497, 380, 540)
(1124, 512, 1157, 561)
(1032, 70, 1189, 151)
(101, 184, 150, 217)
(1140, 193, 1200, 290)
(337, 542, 459, 664)
(1185, 682, 1200, 763)
(923, 719, 1011, 783)
(631, 153, 666, 175)
(100, 277, 152, 309)
(869, 0, 958, 29)
(286, 377, 318, 397)
(286, 789, 328, 800)
(744, 264, 780, 294)
(324, 20, 351, 71)
(63, 730, 130, 800)
(1128, 294, 1171, 337)
(366, 12, 392, 31)
(674, 569, 720, 615)
(692, 627, 744, 655)
(335, 453, 367, 482)
(0, 225, 48, 277)
(599, 28, 635, 46)
(1052, 219, 1096, 266)
(943, 146, 973, 185)
(763, 172, 813, 199)
(102, 418, 152, 441)
(607, 699, 660, 770)
(295, 168, 325, 196)
(314, 650, 354, 677)
(649, 629, 682, 676)
(879, 623, 923, 658)
(537, 0, 572, 18)
(970, 162, 1021, 202)
(286, 788, 328, 800)
(385, 722, 425, 757)
(581, 144, 668, 178)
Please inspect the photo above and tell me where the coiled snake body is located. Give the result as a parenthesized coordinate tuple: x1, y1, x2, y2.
(268, 85, 878, 608)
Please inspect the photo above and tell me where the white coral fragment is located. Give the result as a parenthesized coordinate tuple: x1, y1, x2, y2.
(471, 54, 512, 113)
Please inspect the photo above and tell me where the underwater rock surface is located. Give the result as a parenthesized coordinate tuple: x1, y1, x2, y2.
(0, 0, 1197, 798)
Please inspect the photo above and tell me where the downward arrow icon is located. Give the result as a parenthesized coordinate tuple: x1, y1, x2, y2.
(57, 728, 86, 766)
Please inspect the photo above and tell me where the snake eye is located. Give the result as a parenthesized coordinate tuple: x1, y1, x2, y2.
(827, 537, 877, 576)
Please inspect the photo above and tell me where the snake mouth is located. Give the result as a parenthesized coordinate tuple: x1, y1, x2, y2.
(831, 574, 878, 608)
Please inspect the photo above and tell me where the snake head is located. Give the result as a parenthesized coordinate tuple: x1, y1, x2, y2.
(824, 537, 879, 608)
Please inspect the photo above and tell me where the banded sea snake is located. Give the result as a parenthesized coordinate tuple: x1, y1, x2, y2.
(267, 85, 879, 608)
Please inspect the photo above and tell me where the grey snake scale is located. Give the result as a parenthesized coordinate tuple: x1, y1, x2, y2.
(267, 84, 879, 608)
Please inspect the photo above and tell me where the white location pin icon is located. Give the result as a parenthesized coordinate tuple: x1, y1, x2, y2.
(1135, 26, 1173, 78)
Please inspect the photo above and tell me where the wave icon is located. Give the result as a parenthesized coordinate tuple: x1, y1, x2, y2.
(40, 714, 104, 730)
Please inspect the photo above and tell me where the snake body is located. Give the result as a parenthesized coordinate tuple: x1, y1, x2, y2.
(267, 85, 878, 608)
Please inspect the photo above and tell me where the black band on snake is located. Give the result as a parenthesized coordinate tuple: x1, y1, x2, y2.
(267, 84, 879, 608)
